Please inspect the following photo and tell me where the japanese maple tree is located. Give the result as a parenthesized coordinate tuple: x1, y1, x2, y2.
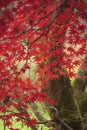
(0, 0, 87, 130)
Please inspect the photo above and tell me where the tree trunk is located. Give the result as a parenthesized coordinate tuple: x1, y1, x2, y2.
(47, 74, 83, 130)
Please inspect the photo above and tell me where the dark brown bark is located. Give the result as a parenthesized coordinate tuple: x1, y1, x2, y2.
(47, 74, 83, 130)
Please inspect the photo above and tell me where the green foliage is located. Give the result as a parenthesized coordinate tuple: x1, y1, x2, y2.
(59, 87, 82, 130)
(77, 92, 87, 116)
(60, 88, 77, 114)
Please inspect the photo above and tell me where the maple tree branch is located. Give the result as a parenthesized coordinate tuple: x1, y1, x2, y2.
(3, 98, 38, 130)
(0, 0, 70, 42)
(6, 109, 74, 130)
(44, 106, 75, 130)
(0, 7, 57, 42)
(7, 109, 37, 130)
(30, 103, 49, 123)
(4, 112, 6, 130)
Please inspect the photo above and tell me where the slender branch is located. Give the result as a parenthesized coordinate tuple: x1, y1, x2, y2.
(0, 0, 70, 42)
(6, 106, 74, 130)
(0, 7, 57, 42)
(4, 112, 6, 130)
(7, 109, 37, 130)
(30, 103, 48, 122)
(44, 106, 74, 130)
(0, 112, 74, 130)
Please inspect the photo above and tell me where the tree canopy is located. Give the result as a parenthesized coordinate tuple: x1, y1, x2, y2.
(0, 0, 87, 130)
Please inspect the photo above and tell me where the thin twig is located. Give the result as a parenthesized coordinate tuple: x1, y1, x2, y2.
(4, 112, 6, 130)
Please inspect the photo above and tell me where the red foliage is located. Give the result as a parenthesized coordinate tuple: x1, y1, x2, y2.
(0, 0, 87, 128)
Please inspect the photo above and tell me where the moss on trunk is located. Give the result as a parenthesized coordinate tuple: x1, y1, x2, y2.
(48, 75, 83, 130)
